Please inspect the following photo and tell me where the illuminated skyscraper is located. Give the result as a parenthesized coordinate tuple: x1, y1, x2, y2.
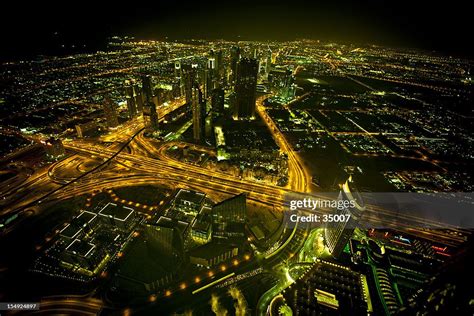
(133, 82, 144, 113)
(102, 96, 119, 128)
(215, 49, 224, 82)
(269, 67, 295, 100)
(211, 87, 224, 116)
(125, 82, 137, 118)
(182, 68, 196, 104)
(149, 101, 159, 131)
(235, 58, 258, 119)
(206, 56, 217, 97)
(229, 46, 241, 84)
(143, 98, 159, 131)
(266, 48, 272, 76)
(174, 61, 182, 78)
(142, 75, 153, 102)
(324, 176, 365, 259)
(192, 85, 203, 142)
(141, 75, 159, 131)
(208, 57, 216, 71)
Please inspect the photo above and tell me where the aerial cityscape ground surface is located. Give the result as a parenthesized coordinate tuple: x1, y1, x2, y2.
(0, 37, 473, 315)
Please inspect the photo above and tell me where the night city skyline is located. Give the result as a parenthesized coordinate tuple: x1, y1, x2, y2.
(2, 0, 474, 60)
(1, 2, 473, 316)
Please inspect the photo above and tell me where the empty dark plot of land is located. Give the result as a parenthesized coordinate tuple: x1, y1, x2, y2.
(298, 139, 349, 190)
(350, 76, 473, 116)
(0, 134, 32, 156)
(349, 75, 427, 94)
(343, 112, 431, 136)
(113, 185, 171, 206)
(267, 108, 291, 121)
(382, 93, 427, 111)
(296, 75, 372, 95)
(350, 155, 441, 173)
(291, 91, 375, 112)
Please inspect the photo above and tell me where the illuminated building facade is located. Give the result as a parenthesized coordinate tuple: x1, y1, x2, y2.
(141, 75, 159, 131)
(102, 96, 119, 128)
(211, 87, 224, 116)
(192, 85, 204, 142)
(125, 81, 137, 118)
(234, 58, 258, 119)
(325, 176, 365, 259)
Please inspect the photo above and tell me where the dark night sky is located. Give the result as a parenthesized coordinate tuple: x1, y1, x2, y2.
(1, 0, 472, 60)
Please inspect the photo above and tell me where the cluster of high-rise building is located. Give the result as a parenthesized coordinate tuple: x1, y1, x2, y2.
(87, 43, 295, 149)
(150, 189, 248, 270)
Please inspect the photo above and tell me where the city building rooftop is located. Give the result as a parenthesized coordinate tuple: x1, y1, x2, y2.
(98, 202, 135, 221)
(65, 239, 96, 258)
(174, 189, 206, 206)
(59, 224, 82, 240)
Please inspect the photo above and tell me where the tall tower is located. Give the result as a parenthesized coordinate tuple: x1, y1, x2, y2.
(206, 56, 217, 97)
(182, 68, 196, 104)
(174, 61, 182, 79)
(324, 176, 365, 259)
(234, 58, 258, 119)
(229, 46, 241, 84)
(133, 82, 144, 113)
(215, 50, 224, 82)
(142, 75, 153, 103)
(211, 87, 224, 116)
(143, 99, 159, 131)
(150, 100, 159, 131)
(192, 86, 203, 143)
(141, 75, 159, 131)
(103, 96, 119, 128)
(266, 48, 272, 75)
(125, 81, 137, 118)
